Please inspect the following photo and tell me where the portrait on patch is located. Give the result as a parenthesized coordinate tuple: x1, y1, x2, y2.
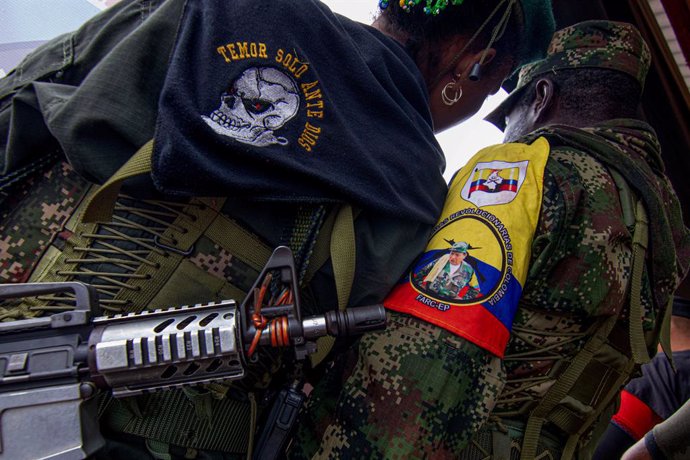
(410, 210, 512, 306)
(412, 240, 483, 302)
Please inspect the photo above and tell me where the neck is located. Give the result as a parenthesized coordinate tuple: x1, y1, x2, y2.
(670, 316, 690, 352)
(543, 113, 610, 129)
(371, 16, 409, 45)
(544, 100, 638, 129)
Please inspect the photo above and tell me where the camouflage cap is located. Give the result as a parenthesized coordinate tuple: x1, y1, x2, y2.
(450, 241, 469, 253)
(486, 20, 652, 130)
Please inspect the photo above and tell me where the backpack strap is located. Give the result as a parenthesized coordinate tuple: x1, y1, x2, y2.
(82, 139, 154, 223)
(309, 204, 356, 367)
(610, 169, 674, 366)
(519, 313, 619, 460)
(628, 199, 651, 364)
(520, 169, 652, 460)
(303, 205, 339, 284)
(559, 358, 636, 459)
(331, 204, 356, 310)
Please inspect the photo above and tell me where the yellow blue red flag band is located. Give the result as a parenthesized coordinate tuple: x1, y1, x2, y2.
(385, 137, 550, 357)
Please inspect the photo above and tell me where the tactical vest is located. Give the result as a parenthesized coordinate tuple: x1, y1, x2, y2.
(458, 169, 673, 460)
(4, 141, 357, 457)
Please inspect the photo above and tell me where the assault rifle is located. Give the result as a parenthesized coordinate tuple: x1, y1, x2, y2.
(0, 246, 386, 460)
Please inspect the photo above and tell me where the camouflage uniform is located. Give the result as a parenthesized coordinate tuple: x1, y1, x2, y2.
(417, 258, 476, 298)
(414, 242, 480, 300)
(292, 22, 690, 459)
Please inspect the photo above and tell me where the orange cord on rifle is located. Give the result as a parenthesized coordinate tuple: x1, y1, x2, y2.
(247, 273, 272, 358)
(246, 275, 297, 358)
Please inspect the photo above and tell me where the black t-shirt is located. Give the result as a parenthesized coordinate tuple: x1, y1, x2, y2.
(626, 350, 690, 420)
(594, 350, 690, 459)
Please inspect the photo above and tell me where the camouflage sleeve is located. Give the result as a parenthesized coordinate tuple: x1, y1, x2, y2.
(521, 147, 634, 318)
(290, 311, 505, 459)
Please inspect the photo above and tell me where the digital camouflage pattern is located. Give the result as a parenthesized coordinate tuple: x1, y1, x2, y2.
(413, 257, 479, 300)
(0, 160, 90, 320)
(474, 120, 689, 457)
(290, 311, 505, 459)
(188, 236, 259, 293)
(290, 120, 690, 458)
(0, 161, 89, 283)
(526, 120, 690, 315)
(487, 20, 652, 129)
(520, 20, 651, 90)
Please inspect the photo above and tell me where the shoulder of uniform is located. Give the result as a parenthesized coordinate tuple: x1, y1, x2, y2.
(547, 145, 610, 179)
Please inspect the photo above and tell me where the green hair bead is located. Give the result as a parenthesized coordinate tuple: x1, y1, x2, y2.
(379, 0, 465, 15)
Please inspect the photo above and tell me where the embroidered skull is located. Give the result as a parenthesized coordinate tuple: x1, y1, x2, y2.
(202, 67, 300, 147)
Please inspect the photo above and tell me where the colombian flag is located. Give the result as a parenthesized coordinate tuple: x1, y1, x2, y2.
(468, 167, 519, 196)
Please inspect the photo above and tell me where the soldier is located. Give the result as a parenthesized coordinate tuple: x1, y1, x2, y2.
(0, 0, 555, 458)
(414, 241, 481, 300)
(302, 20, 690, 459)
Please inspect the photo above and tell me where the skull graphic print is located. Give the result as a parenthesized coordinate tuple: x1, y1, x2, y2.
(203, 67, 300, 147)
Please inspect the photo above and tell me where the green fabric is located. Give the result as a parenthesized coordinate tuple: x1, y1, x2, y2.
(0, 2, 445, 453)
(82, 140, 154, 223)
(2, 155, 433, 456)
(205, 213, 272, 273)
(0, 0, 184, 183)
(520, 20, 651, 88)
(609, 167, 653, 365)
(521, 314, 618, 459)
(330, 205, 356, 313)
(303, 207, 338, 285)
(525, 120, 690, 314)
(629, 199, 651, 364)
(0, 160, 91, 294)
(310, 204, 356, 367)
(103, 391, 253, 454)
(146, 439, 173, 460)
(292, 312, 506, 458)
(513, 0, 556, 69)
(498, 120, 690, 458)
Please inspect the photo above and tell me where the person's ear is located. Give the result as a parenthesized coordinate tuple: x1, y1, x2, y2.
(532, 78, 555, 122)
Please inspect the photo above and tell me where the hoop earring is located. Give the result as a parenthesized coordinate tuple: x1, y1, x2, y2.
(441, 80, 463, 106)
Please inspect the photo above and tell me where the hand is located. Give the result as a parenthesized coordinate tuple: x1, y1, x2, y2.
(621, 438, 653, 460)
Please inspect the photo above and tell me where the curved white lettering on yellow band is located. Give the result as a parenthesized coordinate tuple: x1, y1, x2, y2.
(386, 137, 550, 357)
